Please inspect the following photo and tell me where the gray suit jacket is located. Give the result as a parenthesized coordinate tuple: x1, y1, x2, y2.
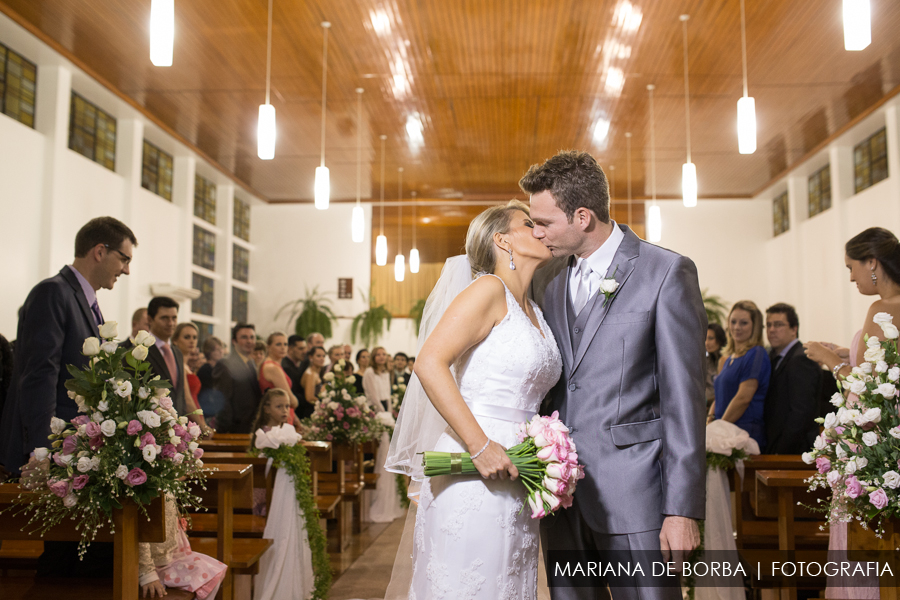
(538, 225, 707, 534)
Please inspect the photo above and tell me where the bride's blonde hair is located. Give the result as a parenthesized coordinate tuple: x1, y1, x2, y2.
(465, 199, 530, 276)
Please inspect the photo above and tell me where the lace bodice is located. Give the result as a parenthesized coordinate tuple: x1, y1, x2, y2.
(454, 274, 562, 414)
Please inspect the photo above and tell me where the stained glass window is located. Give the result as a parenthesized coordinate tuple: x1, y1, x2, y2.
(234, 198, 250, 242)
(192, 273, 214, 316)
(0, 42, 37, 128)
(233, 245, 249, 283)
(141, 140, 174, 201)
(192, 225, 216, 270)
(194, 174, 217, 224)
(69, 92, 117, 171)
(854, 128, 888, 194)
(232, 287, 248, 323)
(193, 321, 215, 345)
(808, 165, 831, 218)
(773, 191, 789, 237)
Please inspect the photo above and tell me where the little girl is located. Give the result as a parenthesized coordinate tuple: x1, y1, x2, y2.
(250, 388, 292, 448)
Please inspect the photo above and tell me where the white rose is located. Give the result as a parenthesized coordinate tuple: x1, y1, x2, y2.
(100, 340, 118, 354)
(114, 380, 133, 398)
(348, 375, 357, 384)
(801, 452, 815, 464)
(876, 383, 897, 398)
(836, 444, 847, 459)
(867, 335, 882, 348)
(862, 431, 879, 446)
(375, 411, 396, 427)
(189, 424, 201, 438)
(97, 400, 109, 413)
(845, 459, 858, 474)
(863, 407, 882, 424)
(34, 447, 49, 461)
(882, 323, 900, 339)
(598, 278, 619, 294)
(77, 450, 89, 459)
(849, 380, 867, 396)
(839, 408, 860, 425)
(63, 493, 78, 508)
(188, 441, 199, 453)
(890, 427, 900, 439)
(830, 392, 845, 408)
(50, 416, 67, 435)
(856, 456, 869, 469)
(115, 465, 128, 479)
(137, 410, 161, 428)
(864, 347, 886, 363)
(74, 395, 88, 413)
(876, 361, 889, 373)
(889, 367, 900, 382)
(90, 456, 101, 471)
(82, 337, 101, 356)
(874, 312, 893, 326)
(827, 470, 843, 487)
(814, 435, 827, 450)
(77, 456, 92, 472)
(322, 372, 335, 382)
(142, 444, 157, 463)
(58, 453, 73, 466)
(173, 453, 184, 465)
(154, 386, 170, 398)
(100, 419, 117, 437)
(883, 471, 900, 489)
(328, 402, 340, 411)
(138, 387, 151, 400)
(67, 390, 77, 399)
(823, 413, 838, 430)
(92, 411, 103, 423)
(131, 345, 149, 361)
(133, 330, 156, 346)
(98, 321, 118, 339)
(859, 362, 874, 374)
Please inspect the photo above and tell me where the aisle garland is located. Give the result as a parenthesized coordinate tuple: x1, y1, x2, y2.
(396, 473, 410, 509)
(251, 443, 332, 600)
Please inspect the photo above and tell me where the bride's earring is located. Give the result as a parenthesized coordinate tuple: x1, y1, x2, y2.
(872, 270, 878, 286)
(508, 248, 516, 271)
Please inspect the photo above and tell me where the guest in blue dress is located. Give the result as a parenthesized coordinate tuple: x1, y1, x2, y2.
(710, 300, 771, 451)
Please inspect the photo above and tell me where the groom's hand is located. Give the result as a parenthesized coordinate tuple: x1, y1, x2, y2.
(659, 515, 700, 572)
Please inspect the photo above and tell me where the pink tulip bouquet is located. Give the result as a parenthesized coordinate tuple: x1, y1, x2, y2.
(421, 411, 584, 519)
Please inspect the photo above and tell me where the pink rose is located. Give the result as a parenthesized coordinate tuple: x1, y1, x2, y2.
(869, 488, 889, 509)
(816, 456, 831, 474)
(176, 441, 187, 452)
(85, 421, 102, 438)
(527, 493, 546, 519)
(126, 420, 142, 435)
(845, 475, 864, 499)
(343, 422, 350, 430)
(71, 416, 90, 427)
(125, 468, 147, 486)
(72, 475, 89, 490)
(361, 426, 368, 433)
(159, 397, 173, 410)
(161, 444, 177, 459)
(559, 493, 574, 509)
(173, 424, 187, 438)
(62, 435, 78, 455)
(835, 426, 845, 435)
(537, 444, 562, 463)
(48, 479, 71, 497)
(182, 431, 193, 443)
(325, 434, 333, 441)
(139, 433, 156, 448)
(335, 413, 343, 421)
(52, 453, 67, 467)
(193, 448, 204, 459)
(88, 436, 104, 451)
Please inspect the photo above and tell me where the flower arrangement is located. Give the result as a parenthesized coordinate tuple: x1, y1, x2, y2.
(706, 419, 759, 472)
(389, 382, 407, 418)
(300, 360, 382, 444)
(251, 424, 331, 600)
(422, 411, 584, 519)
(804, 313, 900, 535)
(10, 323, 207, 555)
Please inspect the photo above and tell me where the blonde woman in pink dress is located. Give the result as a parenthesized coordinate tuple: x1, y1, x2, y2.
(805, 227, 900, 599)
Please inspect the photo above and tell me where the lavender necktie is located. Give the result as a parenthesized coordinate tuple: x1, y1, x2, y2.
(91, 300, 104, 326)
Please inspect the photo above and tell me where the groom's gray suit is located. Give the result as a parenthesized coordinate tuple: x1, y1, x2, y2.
(536, 225, 707, 599)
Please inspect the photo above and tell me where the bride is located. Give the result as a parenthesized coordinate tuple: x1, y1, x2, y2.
(385, 200, 562, 599)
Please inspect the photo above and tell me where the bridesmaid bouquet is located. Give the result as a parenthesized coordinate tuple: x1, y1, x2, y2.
(421, 411, 584, 519)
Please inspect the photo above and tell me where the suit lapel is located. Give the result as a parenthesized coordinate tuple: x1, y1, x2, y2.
(60, 267, 100, 338)
(548, 257, 575, 369)
(571, 226, 641, 374)
(774, 341, 801, 377)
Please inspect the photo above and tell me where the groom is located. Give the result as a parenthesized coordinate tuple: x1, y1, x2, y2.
(522, 151, 707, 599)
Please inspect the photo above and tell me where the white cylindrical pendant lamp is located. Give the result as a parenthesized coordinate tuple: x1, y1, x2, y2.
(409, 248, 420, 274)
(394, 253, 405, 282)
(682, 162, 697, 208)
(375, 234, 388, 266)
(257, 104, 276, 160)
(737, 96, 756, 155)
(647, 205, 662, 243)
(314, 166, 330, 210)
(150, 0, 175, 67)
(843, 0, 871, 51)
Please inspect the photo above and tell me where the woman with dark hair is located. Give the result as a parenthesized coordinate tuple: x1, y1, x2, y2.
(804, 227, 900, 600)
(354, 348, 369, 394)
(708, 300, 771, 450)
(705, 323, 727, 409)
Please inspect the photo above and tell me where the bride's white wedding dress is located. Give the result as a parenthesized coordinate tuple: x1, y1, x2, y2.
(409, 275, 562, 600)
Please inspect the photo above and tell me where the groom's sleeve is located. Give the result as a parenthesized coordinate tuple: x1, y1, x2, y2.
(655, 255, 707, 520)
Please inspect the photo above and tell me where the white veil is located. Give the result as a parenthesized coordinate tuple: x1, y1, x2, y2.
(382, 254, 473, 600)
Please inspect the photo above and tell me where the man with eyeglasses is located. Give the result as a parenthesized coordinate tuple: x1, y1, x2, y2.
(762, 302, 823, 454)
(0, 216, 136, 575)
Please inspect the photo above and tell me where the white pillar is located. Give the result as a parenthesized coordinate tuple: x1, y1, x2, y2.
(217, 183, 236, 340)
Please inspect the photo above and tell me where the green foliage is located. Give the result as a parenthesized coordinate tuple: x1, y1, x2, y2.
(396, 474, 410, 509)
(351, 293, 393, 348)
(702, 289, 729, 326)
(409, 298, 427, 336)
(251, 443, 331, 600)
(706, 448, 749, 472)
(276, 286, 337, 340)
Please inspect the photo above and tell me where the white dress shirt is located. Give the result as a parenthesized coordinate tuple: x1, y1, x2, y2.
(568, 221, 625, 305)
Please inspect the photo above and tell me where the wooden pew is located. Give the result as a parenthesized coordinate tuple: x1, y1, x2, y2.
(847, 519, 900, 600)
(0, 483, 165, 600)
(318, 443, 367, 551)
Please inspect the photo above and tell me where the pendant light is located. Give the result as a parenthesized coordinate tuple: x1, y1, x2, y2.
(351, 88, 365, 242)
(149, 0, 174, 67)
(409, 190, 420, 273)
(375, 135, 388, 266)
(257, 0, 276, 159)
(625, 131, 633, 227)
(314, 21, 331, 209)
(680, 15, 697, 208)
(736, 0, 756, 154)
(843, 0, 871, 51)
(394, 168, 406, 282)
(647, 84, 662, 243)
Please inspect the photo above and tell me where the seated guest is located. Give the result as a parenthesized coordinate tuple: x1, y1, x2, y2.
(763, 303, 822, 454)
(282, 335, 308, 415)
(143, 297, 188, 416)
(325, 344, 343, 372)
(354, 348, 370, 395)
(197, 336, 225, 424)
(363, 346, 392, 411)
(705, 323, 727, 410)
(131, 307, 150, 340)
(296, 331, 326, 376)
(251, 340, 267, 370)
(708, 300, 771, 451)
(213, 323, 262, 433)
(408, 355, 415, 372)
(259, 332, 302, 428)
(300, 346, 327, 409)
(170, 322, 212, 435)
(392, 352, 411, 385)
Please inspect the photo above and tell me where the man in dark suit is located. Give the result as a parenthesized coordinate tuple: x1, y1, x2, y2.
(0, 217, 137, 474)
(282, 334, 308, 416)
(763, 303, 823, 454)
(143, 297, 187, 417)
(213, 323, 262, 433)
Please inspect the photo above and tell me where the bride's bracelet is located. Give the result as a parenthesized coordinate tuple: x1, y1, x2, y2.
(470, 439, 491, 460)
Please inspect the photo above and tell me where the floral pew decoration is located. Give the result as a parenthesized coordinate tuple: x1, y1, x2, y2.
(300, 360, 384, 445)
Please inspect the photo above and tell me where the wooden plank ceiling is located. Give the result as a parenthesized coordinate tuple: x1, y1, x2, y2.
(2, 0, 898, 252)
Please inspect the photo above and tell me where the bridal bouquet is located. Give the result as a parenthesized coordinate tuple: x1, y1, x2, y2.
(422, 411, 584, 519)
(11, 324, 206, 555)
(803, 313, 900, 536)
(300, 361, 382, 444)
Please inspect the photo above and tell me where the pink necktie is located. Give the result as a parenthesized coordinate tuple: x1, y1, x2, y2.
(160, 343, 179, 388)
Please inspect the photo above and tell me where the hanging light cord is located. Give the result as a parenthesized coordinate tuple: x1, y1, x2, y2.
(411, 191, 417, 248)
(379, 135, 386, 235)
(397, 168, 403, 253)
(625, 133, 632, 226)
(320, 22, 330, 167)
(681, 15, 691, 164)
(356, 89, 363, 206)
(740, 0, 749, 98)
(648, 84, 657, 202)
(265, 0, 273, 105)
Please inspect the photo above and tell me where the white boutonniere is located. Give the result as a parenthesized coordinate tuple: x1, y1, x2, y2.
(599, 266, 619, 307)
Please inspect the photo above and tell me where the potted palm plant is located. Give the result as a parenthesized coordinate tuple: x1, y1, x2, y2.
(409, 298, 427, 336)
(351, 292, 393, 348)
(276, 286, 337, 340)
(702, 289, 729, 326)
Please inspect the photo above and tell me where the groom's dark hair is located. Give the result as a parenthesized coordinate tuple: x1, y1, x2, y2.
(519, 150, 609, 224)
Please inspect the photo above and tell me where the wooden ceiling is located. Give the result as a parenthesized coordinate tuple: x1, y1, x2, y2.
(2, 0, 898, 206)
